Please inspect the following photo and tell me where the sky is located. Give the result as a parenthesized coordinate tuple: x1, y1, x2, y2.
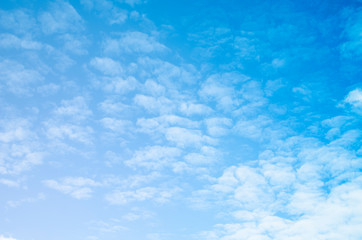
(0, 0, 362, 239)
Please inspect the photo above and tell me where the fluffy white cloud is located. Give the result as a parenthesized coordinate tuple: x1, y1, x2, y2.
(100, 117, 132, 134)
(184, 145, 220, 165)
(205, 117, 233, 137)
(0, 119, 44, 175)
(344, 88, 362, 113)
(125, 145, 182, 169)
(195, 132, 362, 239)
(179, 102, 213, 116)
(0, 59, 43, 95)
(44, 177, 101, 199)
(134, 94, 175, 114)
(105, 186, 180, 205)
(136, 114, 199, 135)
(38, 0, 84, 34)
(165, 127, 215, 148)
(0, 9, 36, 34)
(54, 96, 92, 122)
(103, 32, 167, 54)
(90, 57, 123, 76)
(45, 122, 94, 144)
(0, 33, 42, 50)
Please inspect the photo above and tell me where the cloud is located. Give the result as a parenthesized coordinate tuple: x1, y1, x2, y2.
(98, 99, 129, 115)
(0, 59, 43, 95)
(103, 32, 167, 54)
(0, 9, 36, 34)
(100, 117, 133, 134)
(344, 88, 362, 114)
(0, 236, 16, 240)
(341, 8, 362, 59)
(61, 34, 88, 55)
(43, 177, 101, 199)
(0, 119, 44, 175)
(125, 145, 182, 170)
(105, 187, 180, 205)
(90, 219, 127, 233)
(54, 96, 92, 122)
(7, 193, 45, 208)
(93, 76, 138, 94)
(205, 117, 233, 137)
(38, 0, 84, 34)
(44, 122, 94, 144)
(143, 79, 165, 96)
(80, 0, 128, 25)
(184, 145, 220, 165)
(134, 94, 175, 114)
(90, 57, 123, 76)
(195, 131, 362, 239)
(0, 34, 42, 50)
(165, 127, 215, 148)
(179, 102, 213, 116)
(121, 0, 145, 6)
(136, 114, 200, 134)
(199, 73, 250, 112)
(233, 115, 273, 141)
(0, 179, 20, 188)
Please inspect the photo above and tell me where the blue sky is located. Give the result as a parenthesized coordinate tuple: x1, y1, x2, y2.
(0, 0, 362, 239)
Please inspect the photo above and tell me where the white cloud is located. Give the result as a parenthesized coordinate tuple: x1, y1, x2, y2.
(37, 83, 60, 96)
(264, 79, 284, 97)
(44, 177, 101, 199)
(195, 132, 362, 239)
(90, 57, 123, 76)
(179, 102, 213, 116)
(61, 34, 88, 55)
(54, 96, 92, 122)
(0, 236, 16, 240)
(103, 32, 166, 54)
(0, 119, 44, 175)
(205, 117, 233, 137)
(199, 73, 251, 112)
(165, 127, 215, 148)
(184, 145, 220, 165)
(134, 94, 175, 114)
(98, 99, 129, 115)
(125, 145, 182, 170)
(233, 115, 272, 140)
(121, 0, 145, 6)
(344, 88, 362, 113)
(45, 122, 94, 144)
(105, 187, 180, 205)
(136, 114, 199, 134)
(0, 59, 43, 95)
(100, 117, 132, 134)
(0, 33, 42, 50)
(38, 0, 84, 34)
(144, 79, 165, 96)
(136, 57, 200, 86)
(100, 76, 138, 94)
(0, 9, 36, 34)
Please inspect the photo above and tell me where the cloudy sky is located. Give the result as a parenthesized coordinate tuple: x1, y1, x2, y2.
(0, 0, 362, 239)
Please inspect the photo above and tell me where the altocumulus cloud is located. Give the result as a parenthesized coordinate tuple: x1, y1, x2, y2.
(1, 0, 361, 240)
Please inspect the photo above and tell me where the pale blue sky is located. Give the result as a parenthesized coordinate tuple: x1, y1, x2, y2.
(0, 0, 362, 239)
